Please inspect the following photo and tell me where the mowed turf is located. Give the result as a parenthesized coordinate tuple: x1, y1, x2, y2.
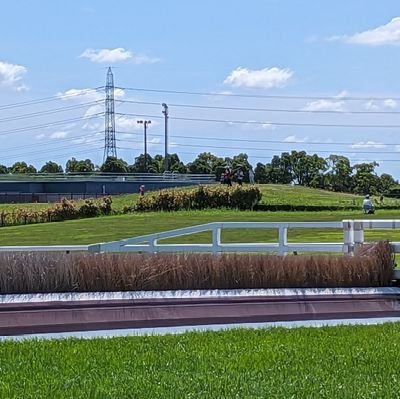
(1, 209, 400, 245)
(1, 183, 399, 213)
(2, 323, 400, 398)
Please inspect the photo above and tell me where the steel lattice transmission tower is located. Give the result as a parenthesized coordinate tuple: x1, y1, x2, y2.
(103, 67, 117, 162)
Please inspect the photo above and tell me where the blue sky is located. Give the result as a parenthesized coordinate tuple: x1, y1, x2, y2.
(1, 0, 400, 176)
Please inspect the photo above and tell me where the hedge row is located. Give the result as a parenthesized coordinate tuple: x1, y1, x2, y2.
(124, 185, 262, 213)
(254, 204, 400, 212)
(0, 197, 113, 227)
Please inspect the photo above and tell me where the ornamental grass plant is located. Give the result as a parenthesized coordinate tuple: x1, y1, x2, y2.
(0, 241, 393, 294)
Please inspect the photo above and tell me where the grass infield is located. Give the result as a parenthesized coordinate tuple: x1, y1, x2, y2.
(0, 209, 400, 246)
(1, 323, 400, 398)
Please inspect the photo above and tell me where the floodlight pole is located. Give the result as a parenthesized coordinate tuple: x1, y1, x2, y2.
(162, 103, 169, 172)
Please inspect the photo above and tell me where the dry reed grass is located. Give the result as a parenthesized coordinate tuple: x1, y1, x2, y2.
(0, 241, 394, 294)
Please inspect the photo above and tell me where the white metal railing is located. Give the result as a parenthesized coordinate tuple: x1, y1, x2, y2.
(87, 220, 400, 255)
(2, 220, 400, 255)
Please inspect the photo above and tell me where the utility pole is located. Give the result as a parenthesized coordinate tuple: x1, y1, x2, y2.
(103, 67, 117, 162)
(162, 103, 168, 172)
(137, 120, 151, 172)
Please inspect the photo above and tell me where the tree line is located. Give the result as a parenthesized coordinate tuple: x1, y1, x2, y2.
(0, 150, 398, 195)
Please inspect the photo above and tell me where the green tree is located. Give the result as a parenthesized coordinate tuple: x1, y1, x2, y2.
(129, 154, 154, 173)
(254, 162, 267, 183)
(265, 153, 293, 184)
(10, 161, 37, 174)
(39, 161, 63, 174)
(324, 155, 352, 192)
(0, 164, 8, 174)
(100, 157, 128, 173)
(166, 153, 187, 173)
(187, 152, 225, 174)
(378, 173, 397, 194)
(352, 162, 380, 195)
(65, 158, 95, 173)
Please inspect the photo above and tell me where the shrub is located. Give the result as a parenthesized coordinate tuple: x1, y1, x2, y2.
(125, 185, 262, 213)
(79, 199, 101, 218)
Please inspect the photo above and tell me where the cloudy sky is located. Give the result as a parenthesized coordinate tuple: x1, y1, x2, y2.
(2, 0, 400, 176)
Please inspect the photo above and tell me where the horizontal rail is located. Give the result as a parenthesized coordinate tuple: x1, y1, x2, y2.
(2, 220, 400, 256)
(0, 245, 88, 252)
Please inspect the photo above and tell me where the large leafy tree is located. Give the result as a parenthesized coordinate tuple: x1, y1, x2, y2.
(0, 164, 8, 174)
(129, 154, 154, 173)
(166, 153, 187, 173)
(100, 157, 128, 173)
(39, 161, 63, 174)
(10, 161, 37, 174)
(378, 173, 397, 194)
(187, 152, 224, 174)
(352, 162, 380, 195)
(65, 158, 95, 173)
(254, 162, 267, 183)
(264, 153, 293, 184)
(325, 155, 352, 192)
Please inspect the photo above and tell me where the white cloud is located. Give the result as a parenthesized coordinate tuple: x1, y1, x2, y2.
(303, 99, 345, 112)
(284, 135, 309, 143)
(0, 61, 28, 91)
(35, 133, 45, 140)
(383, 98, 397, 109)
(149, 138, 161, 144)
(351, 141, 386, 149)
(396, 145, 400, 152)
(224, 66, 293, 89)
(80, 48, 160, 64)
(50, 131, 68, 139)
(330, 17, 400, 46)
(364, 100, 379, 111)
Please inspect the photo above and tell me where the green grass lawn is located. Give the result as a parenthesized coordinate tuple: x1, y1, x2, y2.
(1, 184, 398, 213)
(2, 323, 400, 398)
(1, 209, 400, 245)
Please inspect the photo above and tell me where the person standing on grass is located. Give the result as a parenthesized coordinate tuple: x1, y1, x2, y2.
(223, 168, 232, 186)
(236, 167, 244, 186)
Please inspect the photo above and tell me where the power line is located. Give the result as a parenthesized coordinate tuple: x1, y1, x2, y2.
(117, 86, 400, 101)
(4, 132, 103, 153)
(118, 137, 400, 155)
(0, 101, 103, 124)
(0, 87, 104, 111)
(3, 141, 103, 162)
(0, 113, 104, 137)
(117, 99, 400, 115)
(115, 130, 400, 147)
(115, 112, 400, 129)
(7, 147, 105, 165)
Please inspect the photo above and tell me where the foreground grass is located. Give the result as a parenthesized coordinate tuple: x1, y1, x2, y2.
(0, 209, 400, 245)
(1, 323, 400, 398)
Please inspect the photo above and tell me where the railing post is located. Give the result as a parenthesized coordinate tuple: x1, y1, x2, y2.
(343, 220, 354, 255)
(278, 226, 288, 256)
(212, 225, 222, 254)
(353, 221, 364, 253)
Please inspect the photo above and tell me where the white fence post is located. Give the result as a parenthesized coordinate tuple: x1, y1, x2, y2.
(353, 221, 365, 252)
(278, 226, 288, 256)
(212, 225, 222, 254)
(343, 220, 354, 255)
